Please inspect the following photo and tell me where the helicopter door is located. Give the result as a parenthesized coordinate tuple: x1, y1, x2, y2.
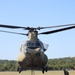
(43, 43, 49, 51)
(37, 39, 49, 51)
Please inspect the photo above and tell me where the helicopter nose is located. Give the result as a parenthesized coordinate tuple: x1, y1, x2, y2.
(26, 47, 40, 55)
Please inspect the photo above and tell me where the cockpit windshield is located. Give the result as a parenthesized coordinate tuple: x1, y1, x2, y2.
(21, 40, 49, 53)
(25, 41, 40, 48)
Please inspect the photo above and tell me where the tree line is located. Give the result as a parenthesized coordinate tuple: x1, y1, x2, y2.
(0, 60, 18, 71)
(0, 57, 75, 71)
(47, 57, 75, 70)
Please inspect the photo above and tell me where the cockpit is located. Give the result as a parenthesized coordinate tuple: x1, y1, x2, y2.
(20, 39, 49, 53)
(25, 41, 40, 49)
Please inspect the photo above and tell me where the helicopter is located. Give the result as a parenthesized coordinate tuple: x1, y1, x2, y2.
(0, 24, 75, 74)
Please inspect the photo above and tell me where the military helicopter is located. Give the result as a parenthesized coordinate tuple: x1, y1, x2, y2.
(0, 24, 75, 74)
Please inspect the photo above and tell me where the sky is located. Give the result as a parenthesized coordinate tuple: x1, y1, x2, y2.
(0, 0, 75, 60)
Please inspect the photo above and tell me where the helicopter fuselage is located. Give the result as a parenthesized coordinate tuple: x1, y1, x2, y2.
(17, 40, 48, 70)
(17, 31, 48, 73)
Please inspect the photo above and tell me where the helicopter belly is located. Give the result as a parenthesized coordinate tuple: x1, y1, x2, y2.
(17, 52, 48, 70)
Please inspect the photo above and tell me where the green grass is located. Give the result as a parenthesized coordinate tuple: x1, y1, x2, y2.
(0, 70, 75, 75)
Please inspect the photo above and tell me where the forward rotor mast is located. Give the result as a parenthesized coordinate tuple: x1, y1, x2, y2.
(28, 30, 38, 42)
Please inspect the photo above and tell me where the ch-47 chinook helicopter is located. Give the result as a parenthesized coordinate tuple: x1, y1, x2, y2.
(0, 24, 75, 74)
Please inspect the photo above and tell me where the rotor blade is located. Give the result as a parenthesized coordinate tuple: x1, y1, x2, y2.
(39, 25, 75, 34)
(0, 24, 27, 29)
(0, 30, 27, 35)
(38, 23, 75, 30)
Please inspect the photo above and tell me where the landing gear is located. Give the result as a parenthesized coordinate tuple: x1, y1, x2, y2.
(17, 66, 22, 73)
(42, 66, 48, 74)
(42, 68, 44, 74)
(45, 67, 48, 72)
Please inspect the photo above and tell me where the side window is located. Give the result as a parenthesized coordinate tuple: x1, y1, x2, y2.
(43, 43, 49, 51)
(27, 42, 30, 47)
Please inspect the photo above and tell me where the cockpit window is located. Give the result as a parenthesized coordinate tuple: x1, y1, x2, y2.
(25, 41, 40, 48)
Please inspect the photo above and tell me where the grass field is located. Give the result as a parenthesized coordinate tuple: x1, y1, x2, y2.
(0, 70, 75, 75)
